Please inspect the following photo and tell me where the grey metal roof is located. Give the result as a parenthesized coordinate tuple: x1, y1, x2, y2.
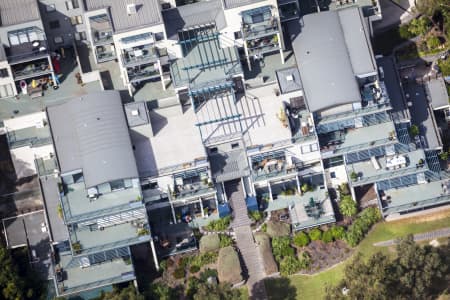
(426, 78, 450, 110)
(338, 7, 377, 77)
(276, 67, 302, 94)
(162, 0, 225, 40)
(124, 102, 150, 127)
(210, 150, 250, 183)
(47, 91, 139, 188)
(84, 0, 162, 33)
(0, 0, 41, 26)
(40, 176, 69, 243)
(222, 0, 265, 9)
(292, 12, 361, 112)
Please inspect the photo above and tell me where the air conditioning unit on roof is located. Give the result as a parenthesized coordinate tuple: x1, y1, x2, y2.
(131, 109, 139, 116)
(286, 75, 294, 81)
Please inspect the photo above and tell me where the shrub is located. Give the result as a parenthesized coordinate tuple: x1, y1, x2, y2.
(189, 265, 201, 273)
(293, 231, 310, 247)
(330, 225, 345, 240)
(219, 234, 233, 248)
(339, 195, 358, 218)
(199, 268, 218, 282)
(426, 36, 441, 50)
(345, 207, 381, 247)
(398, 24, 415, 39)
(279, 255, 302, 276)
(261, 223, 267, 232)
(205, 216, 231, 231)
(173, 267, 185, 279)
(266, 221, 291, 237)
(298, 251, 311, 269)
(338, 183, 350, 196)
(409, 124, 420, 137)
(271, 236, 295, 263)
(217, 246, 242, 284)
(160, 260, 168, 271)
(178, 256, 190, 268)
(190, 251, 218, 268)
(308, 228, 322, 241)
(322, 230, 334, 243)
(249, 210, 263, 222)
(199, 234, 220, 253)
(439, 151, 449, 161)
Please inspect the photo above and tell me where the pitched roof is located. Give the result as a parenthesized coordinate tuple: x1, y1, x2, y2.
(0, 0, 40, 26)
(276, 67, 302, 94)
(84, 0, 162, 33)
(222, 0, 265, 9)
(338, 7, 377, 77)
(292, 10, 361, 112)
(47, 91, 139, 188)
(162, 0, 225, 39)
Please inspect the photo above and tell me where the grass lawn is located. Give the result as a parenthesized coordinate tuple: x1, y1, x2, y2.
(265, 209, 450, 300)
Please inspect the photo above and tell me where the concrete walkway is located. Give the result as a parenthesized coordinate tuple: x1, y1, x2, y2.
(226, 180, 267, 299)
(373, 227, 450, 247)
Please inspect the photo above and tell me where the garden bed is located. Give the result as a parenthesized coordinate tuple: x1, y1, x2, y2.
(300, 240, 353, 274)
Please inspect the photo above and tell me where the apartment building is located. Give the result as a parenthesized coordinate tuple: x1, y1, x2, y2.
(0, 0, 57, 99)
(292, 7, 450, 218)
(38, 91, 157, 296)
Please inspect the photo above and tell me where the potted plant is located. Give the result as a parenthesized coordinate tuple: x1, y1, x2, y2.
(350, 171, 358, 181)
(72, 241, 82, 254)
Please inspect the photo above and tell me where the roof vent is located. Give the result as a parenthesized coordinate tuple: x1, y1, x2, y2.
(131, 109, 139, 116)
(127, 3, 137, 15)
(286, 75, 294, 81)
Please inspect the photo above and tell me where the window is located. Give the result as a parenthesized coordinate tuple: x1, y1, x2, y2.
(209, 147, 218, 154)
(231, 143, 239, 149)
(0, 69, 8, 78)
(154, 32, 164, 41)
(53, 36, 64, 44)
(70, 15, 83, 25)
(330, 172, 336, 179)
(234, 31, 242, 39)
(110, 179, 125, 191)
(65, 0, 79, 10)
(49, 20, 60, 29)
(46, 4, 56, 12)
(8, 28, 44, 46)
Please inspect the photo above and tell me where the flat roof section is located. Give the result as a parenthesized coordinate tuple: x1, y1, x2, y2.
(292, 12, 361, 112)
(129, 105, 206, 177)
(426, 78, 450, 110)
(2, 211, 53, 279)
(0, 0, 41, 26)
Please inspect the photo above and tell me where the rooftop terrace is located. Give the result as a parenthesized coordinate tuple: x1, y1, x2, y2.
(61, 181, 142, 223)
(347, 149, 427, 186)
(130, 105, 206, 177)
(321, 121, 396, 157)
(58, 254, 134, 296)
(380, 179, 450, 215)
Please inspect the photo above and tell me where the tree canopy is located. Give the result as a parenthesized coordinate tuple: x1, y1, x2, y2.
(325, 235, 450, 299)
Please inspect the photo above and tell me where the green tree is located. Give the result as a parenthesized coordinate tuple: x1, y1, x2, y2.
(398, 24, 415, 39)
(339, 196, 357, 218)
(409, 17, 431, 36)
(293, 231, 310, 247)
(0, 246, 33, 300)
(279, 256, 302, 276)
(308, 228, 322, 241)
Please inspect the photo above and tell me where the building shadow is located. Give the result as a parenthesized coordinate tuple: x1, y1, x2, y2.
(257, 278, 297, 300)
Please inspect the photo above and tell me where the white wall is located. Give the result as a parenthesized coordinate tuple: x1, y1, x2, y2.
(4, 111, 47, 131)
(10, 144, 54, 179)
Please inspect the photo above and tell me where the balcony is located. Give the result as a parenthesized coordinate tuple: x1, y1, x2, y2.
(127, 64, 160, 83)
(241, 6, 279, 40)
(11, 58, 52, 81)
(95, 45, 116, 63)
(251, 151, 298, 182)
(89, 14, 114, 46)
(279, 2, 299, 22)
(7, 40, 49, 65)
(121, 46, 159, 68)
(247, 38, 280, 56)
(172, 169, 216, 201)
